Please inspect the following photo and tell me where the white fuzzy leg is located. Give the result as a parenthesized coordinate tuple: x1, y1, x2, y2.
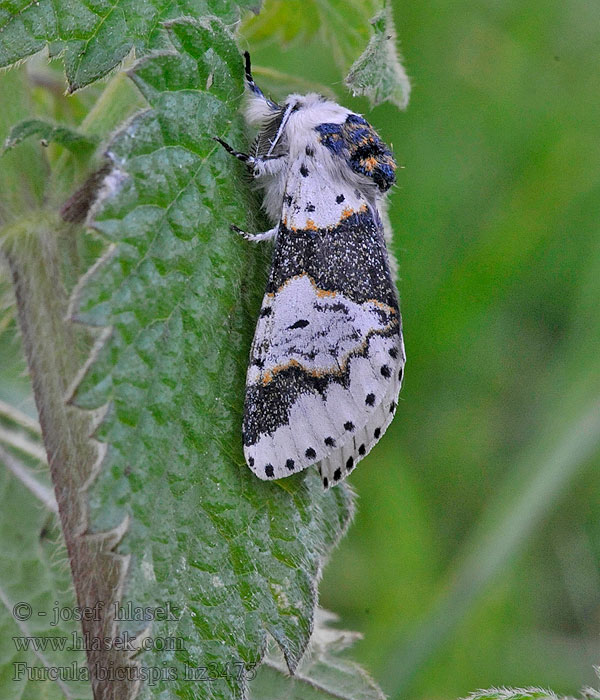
(250, 156, 287, 179)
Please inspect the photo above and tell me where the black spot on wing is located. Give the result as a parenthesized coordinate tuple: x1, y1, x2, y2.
(305, 145, 315, 156)
(243, 323, 402, 447)
(265, 464, 274, 477)
(243, 208, 404, 448)
(300, 163, 309, 177)
(336, 194, 345, 203)
(260, 307, 272, 318)
(288, 319, 309, 329)
(305, 447, 316, 459)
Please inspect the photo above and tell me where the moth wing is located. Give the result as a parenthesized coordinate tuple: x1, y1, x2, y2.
(243, 163, 405, 485)
(319, 342, 405, 488)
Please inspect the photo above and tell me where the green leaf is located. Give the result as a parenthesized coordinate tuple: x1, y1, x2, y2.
(3, 118, 97, 154)
(0, 0, 262, 92)
(70, 16, 354, 699)
(250, 610, 385, 700)
(0, 456, 92, 700)
(462, 690, 562, 700)
(241, 0, 380, 72)
(0, 68, 47, 225)
(345, 1, 411, 110)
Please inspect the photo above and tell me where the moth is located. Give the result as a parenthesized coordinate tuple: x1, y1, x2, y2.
(216, 53, 405, 488)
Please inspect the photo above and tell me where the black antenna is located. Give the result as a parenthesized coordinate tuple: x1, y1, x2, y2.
(244, 51, 253, 84)
(243, 50, 280, 111)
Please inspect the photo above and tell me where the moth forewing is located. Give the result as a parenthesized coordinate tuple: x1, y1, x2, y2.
(218, 53, 405, 488)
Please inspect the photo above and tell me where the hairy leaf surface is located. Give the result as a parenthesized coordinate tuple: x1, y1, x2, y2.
(250, 611, 385, 700)
(70, 17, 354, 700)
(0, 0, 262, 91)
(345, 1, 411, 110)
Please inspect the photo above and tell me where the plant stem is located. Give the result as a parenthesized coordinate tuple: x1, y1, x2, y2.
(2, 217, 137, 700)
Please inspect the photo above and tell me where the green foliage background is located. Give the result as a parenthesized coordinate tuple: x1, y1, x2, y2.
(0, 0, 599, 699)
(245, 0, 600, 697)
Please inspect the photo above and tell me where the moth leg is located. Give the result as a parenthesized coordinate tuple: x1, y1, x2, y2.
(250, 155, 286, 179)
(230, 224, 278, 242)
(214, 137, 286, 179)
(213, 137, 251, 163)
(244, 51, 279, 111)
(214, 137, 283, 164)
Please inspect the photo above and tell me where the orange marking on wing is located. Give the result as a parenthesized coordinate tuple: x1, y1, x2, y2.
(305, 219, 318, 230)
(271, 274, 399, 317)
(363, 156, 378, 172)
(256, 321, 401, 386)
(341, 206, 354, 219)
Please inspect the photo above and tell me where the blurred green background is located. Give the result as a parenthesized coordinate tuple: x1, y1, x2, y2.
(1, 0, 599, 698)
(243, 0, 600, 698)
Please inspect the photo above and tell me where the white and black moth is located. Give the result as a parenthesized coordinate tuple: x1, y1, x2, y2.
(216, 53, 406, 489)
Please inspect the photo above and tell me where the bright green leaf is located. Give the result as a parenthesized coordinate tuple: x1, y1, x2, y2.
(0, 0, 262, 92)
(70, 17, 354, 699)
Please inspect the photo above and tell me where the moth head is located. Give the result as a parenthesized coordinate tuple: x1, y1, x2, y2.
(282, 93, 349, 128)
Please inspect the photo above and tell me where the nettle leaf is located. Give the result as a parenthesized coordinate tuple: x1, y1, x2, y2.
(3, 118, 97, 154)
(241, 0, 380, 72)
(462, 690, 563, 700)
(250, 610, 385, 700)
(70, 16, 354, 700)
(345, 1, 411, 110)
(0, 0, 262, 92)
